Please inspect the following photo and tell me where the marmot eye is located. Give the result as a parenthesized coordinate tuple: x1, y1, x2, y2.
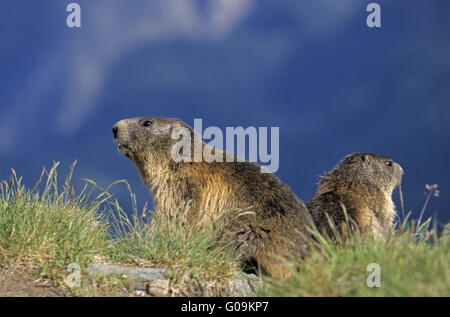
(385, 160, 393, 166)
(143, 120, 153, 127)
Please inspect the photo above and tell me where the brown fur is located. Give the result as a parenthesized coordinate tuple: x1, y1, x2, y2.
(307, 153, 404, 238)
(112, 117, 313, 278)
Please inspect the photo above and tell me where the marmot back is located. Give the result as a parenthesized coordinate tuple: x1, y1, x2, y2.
(307, 153, 403, 238)
(113, 117, 313, 278)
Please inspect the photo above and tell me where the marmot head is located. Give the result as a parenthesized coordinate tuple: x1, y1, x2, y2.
(112, 117, 191, 171)
(324, 152, 404, 192)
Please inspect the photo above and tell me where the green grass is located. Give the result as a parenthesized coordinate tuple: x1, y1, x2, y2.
(262, 217, 450, 297)
(0, 163, 240, 291)
(0, 163, 448, 296)
(0, 163, 111, 269)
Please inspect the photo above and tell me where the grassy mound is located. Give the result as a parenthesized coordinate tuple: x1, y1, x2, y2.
(262, 217, 449, 296)
(0, 163, 448, 296)
(0, 163, 240, 294)
(0, 163, 110, 268)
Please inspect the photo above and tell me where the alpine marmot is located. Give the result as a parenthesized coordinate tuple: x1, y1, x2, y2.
(307, 152, 403, 238)
(113, 117, 313, 278)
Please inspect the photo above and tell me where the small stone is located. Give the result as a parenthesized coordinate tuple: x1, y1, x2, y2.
(147, 279, 170, 297)
(227, 273, 265, 296)
(135, 290, 146, 297)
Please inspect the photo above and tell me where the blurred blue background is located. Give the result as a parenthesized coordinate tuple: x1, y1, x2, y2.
(0, 0, 448, 226)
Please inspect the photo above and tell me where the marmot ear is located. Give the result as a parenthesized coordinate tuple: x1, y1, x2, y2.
(362, 154, 372, 165)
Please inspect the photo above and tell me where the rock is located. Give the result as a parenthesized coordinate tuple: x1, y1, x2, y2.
(147, 279, 170, 297)
(85, 263, 168, 281)
(135, 290, 146, 297)
(227, 273, 265, 296)
(85, 263, 264, 296)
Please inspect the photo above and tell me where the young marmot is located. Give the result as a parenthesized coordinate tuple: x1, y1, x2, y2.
(112, 117, 313, 278)
(307, 153, 404, 238)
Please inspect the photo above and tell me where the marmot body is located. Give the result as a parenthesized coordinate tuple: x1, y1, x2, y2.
(112, 117, 313, 278)
(308, 153, 403, 238)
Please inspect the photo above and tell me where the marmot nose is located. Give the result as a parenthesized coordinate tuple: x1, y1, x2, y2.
(112, 126, 119, 138)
